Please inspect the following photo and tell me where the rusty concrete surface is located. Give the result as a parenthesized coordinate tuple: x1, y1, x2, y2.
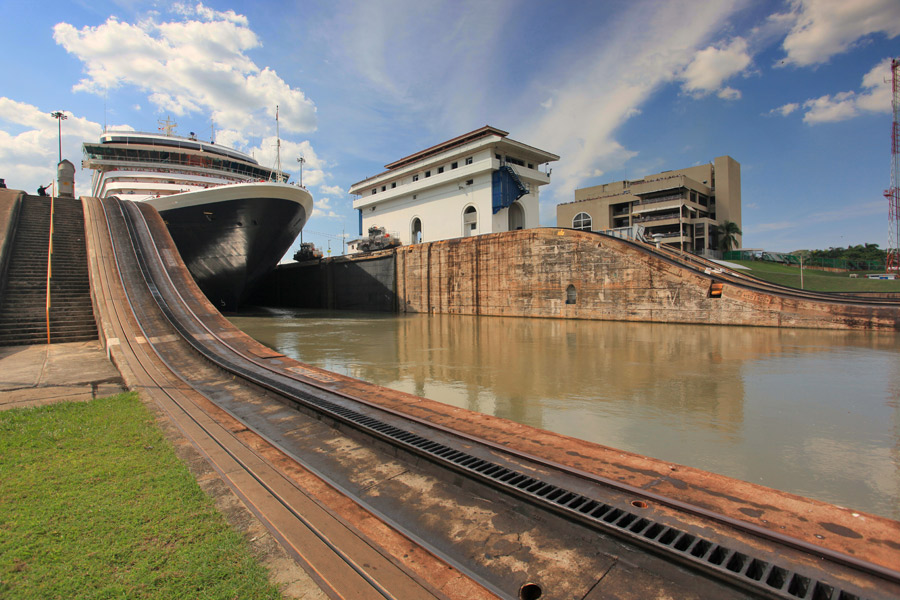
(394, 228, 899, 330)
(164, 225, 900, 577)
(82, 194, 900, 598)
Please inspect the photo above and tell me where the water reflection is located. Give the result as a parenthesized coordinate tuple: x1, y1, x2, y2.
(229, 307, 900, 519)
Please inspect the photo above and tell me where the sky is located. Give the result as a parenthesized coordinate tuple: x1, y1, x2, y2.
(0, 0, 898, 256)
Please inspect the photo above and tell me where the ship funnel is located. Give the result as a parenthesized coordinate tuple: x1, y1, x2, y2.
(57, 159, 75, 198)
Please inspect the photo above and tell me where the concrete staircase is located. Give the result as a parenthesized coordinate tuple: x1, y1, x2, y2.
(0, 197, 98, 346)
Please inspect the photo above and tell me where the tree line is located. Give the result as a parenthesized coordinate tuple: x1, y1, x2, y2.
(800, 243, 886, 264)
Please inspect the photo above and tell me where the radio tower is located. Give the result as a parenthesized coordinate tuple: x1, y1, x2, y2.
(886, 58, 900, 272)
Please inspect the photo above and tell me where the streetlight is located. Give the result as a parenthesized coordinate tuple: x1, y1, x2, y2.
(297, 156, 305, 187)
(51, 111, 67, 164)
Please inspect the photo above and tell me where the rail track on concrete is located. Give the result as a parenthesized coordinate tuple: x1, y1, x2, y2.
(86, 195, 900, 599)
(609, 232, 900, 309)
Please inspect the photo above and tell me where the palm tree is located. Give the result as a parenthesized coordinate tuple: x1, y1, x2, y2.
(714, 220, 742, 252)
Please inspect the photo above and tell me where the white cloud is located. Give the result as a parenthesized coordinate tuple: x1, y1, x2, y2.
(801, 58, 892, 123)
(769, 102, 800, 117)
(778, 0, 900, 67)
(717, 87, 742, 101)
(522, 1, 745, 204)
(311, 196, 340, 219)
(680, 37, 752, 98)
(319, 184, 345, 196)
(53, 4, 317, 137)
(332, 0, 516, 132)
(239, 136, 326, 187)
(0, 100, 102, 196)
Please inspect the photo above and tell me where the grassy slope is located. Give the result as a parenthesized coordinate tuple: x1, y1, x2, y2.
(0, 393, 281, 600)
(728, 260, 900, 293)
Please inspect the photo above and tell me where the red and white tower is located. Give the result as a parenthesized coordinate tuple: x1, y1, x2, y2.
(886, 58, 900, 272)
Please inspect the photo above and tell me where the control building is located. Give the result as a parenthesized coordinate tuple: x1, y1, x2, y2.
(349, 126, 559, 250)
(556, 156, 741, 255)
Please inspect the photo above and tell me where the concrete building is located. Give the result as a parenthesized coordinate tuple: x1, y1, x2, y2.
(349, 126, 559, 249)
(556, 156, 741, 255)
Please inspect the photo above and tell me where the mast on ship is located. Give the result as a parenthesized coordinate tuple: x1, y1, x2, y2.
(158, 115, 177, 136)
(272, 105, 283, 183)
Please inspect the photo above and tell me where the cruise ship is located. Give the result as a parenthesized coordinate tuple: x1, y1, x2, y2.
(82, 128, 313, 311)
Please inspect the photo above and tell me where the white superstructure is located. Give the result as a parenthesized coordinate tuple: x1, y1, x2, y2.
(83, 129, 289, 202)
(81, 128, 313, 310)
(348, 126, 559, 250)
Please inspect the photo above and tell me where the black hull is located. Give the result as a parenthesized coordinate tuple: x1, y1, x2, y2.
(159, 196, 307, 311)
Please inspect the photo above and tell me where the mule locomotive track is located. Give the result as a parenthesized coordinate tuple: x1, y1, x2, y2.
(83, 194, 900, 599)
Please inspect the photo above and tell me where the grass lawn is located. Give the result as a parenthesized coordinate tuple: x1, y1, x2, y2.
(0, 392, 282, 600)
(728, 260, 900, 293)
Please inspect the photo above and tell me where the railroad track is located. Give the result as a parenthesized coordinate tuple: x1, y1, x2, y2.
(609, 232, 900, 308)
(86, 195, 900, 599)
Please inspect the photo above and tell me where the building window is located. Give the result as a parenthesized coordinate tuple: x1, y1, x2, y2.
(451, 162, 458, 169)
(381, 185, 386, 191)
(425, 170, 431, 178)
(465, 157, 473, 165)
(465, 179, 473, 186)
(391, 182, 396, 189)
(463, 206, 477, 237)
(496, 153, 502, 160)
(411, 217, 423, 244)
(438, 166, 444, 174)
(371, 188, 376, 195)
(573, 212, 592, 231)
(412, 174, 419, 182)
(566, 284, 576, 304)
(528, 163, 534, 169)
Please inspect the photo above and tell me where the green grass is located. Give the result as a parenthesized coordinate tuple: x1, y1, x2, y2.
(728, 260, 900, 293)
(0, 393, 282, 600)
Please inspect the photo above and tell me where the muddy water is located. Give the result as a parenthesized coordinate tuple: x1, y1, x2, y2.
(229, 307, 900, 520)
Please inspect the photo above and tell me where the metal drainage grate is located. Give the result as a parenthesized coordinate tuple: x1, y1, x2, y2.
(279, 390, 867, 600)
(120, 202, 870, 600)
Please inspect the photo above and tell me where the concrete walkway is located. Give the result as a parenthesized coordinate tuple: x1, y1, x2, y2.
(0, 340, 126, 410)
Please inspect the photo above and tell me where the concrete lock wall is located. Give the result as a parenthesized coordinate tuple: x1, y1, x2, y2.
(256, 228, 897, 329)
(394, 228, 897, 330)
(251, 252, 396, 312)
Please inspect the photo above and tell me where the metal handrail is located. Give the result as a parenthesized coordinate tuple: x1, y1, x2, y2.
(45, 195, 54, 344)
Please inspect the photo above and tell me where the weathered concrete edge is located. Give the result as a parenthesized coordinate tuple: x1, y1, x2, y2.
(0, 189, 24, 307)
(79, 196, 325, 599)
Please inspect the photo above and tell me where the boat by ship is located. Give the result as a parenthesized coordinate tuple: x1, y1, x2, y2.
(82, 127, 312, 311)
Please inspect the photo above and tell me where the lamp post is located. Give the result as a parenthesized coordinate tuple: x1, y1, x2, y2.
(51, 111, 67, 164)
(297, 156, 305, 187)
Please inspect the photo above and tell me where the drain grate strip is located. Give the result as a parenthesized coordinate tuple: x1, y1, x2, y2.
(124, 198, 871, 600)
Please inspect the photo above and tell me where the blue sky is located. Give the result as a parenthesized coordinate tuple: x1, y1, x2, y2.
(0, 0, 897, 256)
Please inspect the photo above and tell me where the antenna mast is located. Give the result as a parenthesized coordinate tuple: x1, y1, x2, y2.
(158, 115, 177, 136)
(272, 105, 282, 182)
(886, 58, 900, 272)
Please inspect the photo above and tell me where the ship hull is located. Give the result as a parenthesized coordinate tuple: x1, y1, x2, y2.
(147, 183, 311, 311)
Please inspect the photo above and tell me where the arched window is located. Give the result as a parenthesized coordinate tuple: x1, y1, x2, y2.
(463, 206, 478, 237)
(573, 212, 592, 231)
(411, 217, 423, 244)
(508, 202, 525, 231)
(566, 284, 577, 304)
